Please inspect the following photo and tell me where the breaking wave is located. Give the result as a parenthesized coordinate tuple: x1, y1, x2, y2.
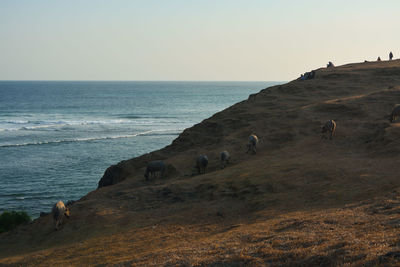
(0, 129, 181, 148)
(0, 119, 142, 132)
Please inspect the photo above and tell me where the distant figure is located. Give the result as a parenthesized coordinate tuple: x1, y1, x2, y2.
(327, 61, 335, 68)
(321, 120, 336, 140)
(389, 52, 393, 60)
(246, 134, 259, 154)
(52, 201, 70, 230)
(377, 57, 381, 61)
(196, 155, 208, 174)
(144, 160, 166, 180)
(390, 105, 400, 123)
(300, 71, 315, 81)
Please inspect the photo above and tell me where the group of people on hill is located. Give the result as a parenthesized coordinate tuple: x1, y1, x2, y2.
(299, 51, 395, 81)
(298, 61, 333, 81)
(299, 70, 315, 81)
(377, 52, 393, 61)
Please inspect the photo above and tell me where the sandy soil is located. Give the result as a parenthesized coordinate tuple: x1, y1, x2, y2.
(1, 60, 400, 266)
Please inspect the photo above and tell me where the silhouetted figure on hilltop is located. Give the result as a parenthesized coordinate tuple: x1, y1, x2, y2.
(327, 61, 334, 68)
(299, 70, 316, 81)
(377, 57, 381, 61)
(389, 52, 393, 60)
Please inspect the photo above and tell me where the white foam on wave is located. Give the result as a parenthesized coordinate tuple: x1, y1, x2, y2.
(1, 120, 30, 124)
(0, 129, 182, 148)
(0, 118, 177, 132)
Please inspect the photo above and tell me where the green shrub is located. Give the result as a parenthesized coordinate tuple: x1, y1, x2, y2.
(0, 211, 31, 233)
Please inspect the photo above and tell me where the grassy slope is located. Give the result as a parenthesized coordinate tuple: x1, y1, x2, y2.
(1, 60, 400, 266)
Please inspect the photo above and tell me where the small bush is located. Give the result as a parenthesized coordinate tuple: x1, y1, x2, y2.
(0, 211, 31, 233)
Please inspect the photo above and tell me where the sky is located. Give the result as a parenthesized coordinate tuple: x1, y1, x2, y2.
(0, 0, 399, 81)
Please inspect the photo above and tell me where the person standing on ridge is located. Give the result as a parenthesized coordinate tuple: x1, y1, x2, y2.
(389, 51, 393, 60)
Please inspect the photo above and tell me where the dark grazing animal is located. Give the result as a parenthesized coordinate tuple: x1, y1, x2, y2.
(220, 151, 230, 169)
(321, 120, 336, 140)
(52, 201, 70, 230)
(196, 155, 208, 174)
(390, 105, 400, 123)
(246, 134, 259, 154)
(144, 160, 166, 180)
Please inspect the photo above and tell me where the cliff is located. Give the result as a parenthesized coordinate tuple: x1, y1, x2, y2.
(1, 60, 400, 266)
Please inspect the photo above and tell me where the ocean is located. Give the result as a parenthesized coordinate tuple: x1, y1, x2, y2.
(0, 81, 280, 217)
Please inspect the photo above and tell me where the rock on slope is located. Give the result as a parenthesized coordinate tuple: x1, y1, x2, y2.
(1, 60, 400, 266)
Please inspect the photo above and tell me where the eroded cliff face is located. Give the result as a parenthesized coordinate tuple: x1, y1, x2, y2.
(3, 60, 400, 266)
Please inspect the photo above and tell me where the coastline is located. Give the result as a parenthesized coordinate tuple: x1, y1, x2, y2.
(2, 61, 400, 265)
(0, 81, 277, 218)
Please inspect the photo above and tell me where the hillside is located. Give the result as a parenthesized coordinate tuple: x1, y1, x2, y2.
(1, 60, 400, 266)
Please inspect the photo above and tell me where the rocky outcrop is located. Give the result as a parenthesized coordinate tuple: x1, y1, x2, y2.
(98, 162, 131, 188)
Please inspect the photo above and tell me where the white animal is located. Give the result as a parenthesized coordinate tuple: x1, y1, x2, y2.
(52, 201, 70, 230)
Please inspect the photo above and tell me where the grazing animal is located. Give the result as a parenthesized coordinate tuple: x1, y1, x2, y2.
(220, 151, 230, 169)
(52, 201, 70, 230)
(144, 160, 166, 180)
(246, 134, 259, 154)
(390, 105, 400, 123)
(321, 120, 336, 140)
(196, 155, 208, 174)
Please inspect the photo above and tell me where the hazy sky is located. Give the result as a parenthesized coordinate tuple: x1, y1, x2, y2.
(1, 0, 399, 81)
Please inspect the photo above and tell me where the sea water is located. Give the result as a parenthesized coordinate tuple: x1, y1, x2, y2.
(0, 81, 280, 217)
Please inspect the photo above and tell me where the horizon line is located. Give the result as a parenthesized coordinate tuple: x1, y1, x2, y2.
(0, 79, 286, 83)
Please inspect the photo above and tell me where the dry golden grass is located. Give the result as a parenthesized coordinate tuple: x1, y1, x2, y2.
(1, 60, 400, 266)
